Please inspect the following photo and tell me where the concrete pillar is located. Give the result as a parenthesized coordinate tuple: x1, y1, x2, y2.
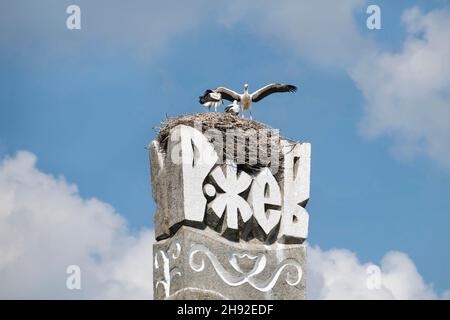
(149, 115, 311, 300)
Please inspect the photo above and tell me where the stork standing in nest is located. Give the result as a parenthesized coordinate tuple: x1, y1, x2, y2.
(199, 83, 297, 119)
(224, 100, 240, 116)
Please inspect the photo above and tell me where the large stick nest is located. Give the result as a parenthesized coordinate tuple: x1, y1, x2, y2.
(155, 112, 285, 175)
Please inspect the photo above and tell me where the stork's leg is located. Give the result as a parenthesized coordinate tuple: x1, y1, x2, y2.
(250, 110, 253, 120)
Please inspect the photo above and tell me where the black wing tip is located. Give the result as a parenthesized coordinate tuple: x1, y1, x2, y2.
(199, 95, 209, 104)
(274, 83, 297, 92)
(199, 89, 215, 104)
(200, 89, 213, 97)
(287, 84, 297, 92)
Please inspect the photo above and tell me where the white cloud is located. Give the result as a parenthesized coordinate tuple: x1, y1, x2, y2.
(0, 0, 206, 62)
(351, 7, 450, 168)
(3, 2, 450, 167)
(220, 0, 371, 68)
(0, 151, 153, 299)
(307, 246, 440, 299)
(0, 0, 372, 68)
(221, 2, 450, 169)
(0, 151, 447, 299)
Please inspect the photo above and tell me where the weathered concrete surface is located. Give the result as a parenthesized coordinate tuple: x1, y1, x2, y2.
(150, 125, 218, 240)
(153, 226, 306, 300)
(150, 124, 311, 244)
(278, 140, 311, 243)
(150, 117, 311, 300)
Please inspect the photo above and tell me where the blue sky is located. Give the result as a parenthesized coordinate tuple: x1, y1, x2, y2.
(1, 0, 450, 298)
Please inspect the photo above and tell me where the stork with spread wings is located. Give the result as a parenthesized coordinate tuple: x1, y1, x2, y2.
(199, 83, 297, 119)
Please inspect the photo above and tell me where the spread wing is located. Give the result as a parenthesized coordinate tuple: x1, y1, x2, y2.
(214, 87, 241, 102)
(251, 84, 297, 102)
(199, 90, 220, 104)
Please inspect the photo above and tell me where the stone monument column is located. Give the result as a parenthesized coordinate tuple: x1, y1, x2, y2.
(149, 114, 311, 300)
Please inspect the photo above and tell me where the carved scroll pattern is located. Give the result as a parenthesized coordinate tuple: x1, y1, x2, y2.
(154, 241, 182, 298)
(189, 244, 302, 292)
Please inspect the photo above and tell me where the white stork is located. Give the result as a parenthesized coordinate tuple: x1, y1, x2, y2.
(213, 83, 297, 119)
(224, 100, 240, 116)
(198, 89, 222, 112)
